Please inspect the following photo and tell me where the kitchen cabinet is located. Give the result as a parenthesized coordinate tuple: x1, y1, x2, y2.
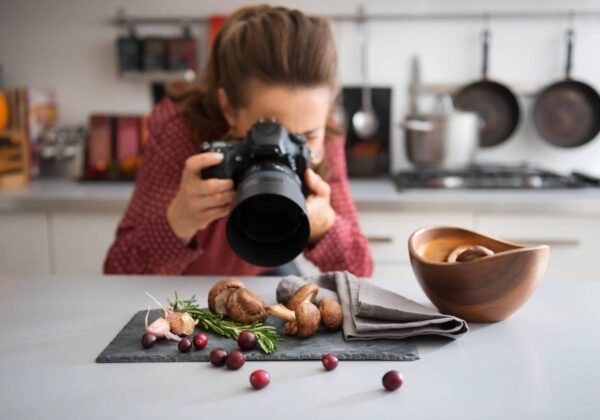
(50, 211, 121, 274)
(476, 214, 600, 283)
(0, 211, 50, 274)
(358, 211, 476, 263)
(0, 194, 598, 282)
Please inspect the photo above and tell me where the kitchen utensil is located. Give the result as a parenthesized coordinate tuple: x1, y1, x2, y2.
(408, 226, 549, 322)
(533, 29, 600, 148)
(116, 25, 141, 72)
(454, 30, 520, 147)
(167, 24, 197, 72)
(408, 55, 421, 115)
(343, 87, 391, 177)
(38, 125, 86, 179)
(351, 9, 379, 139)
(403, 94, 479, 169)
(141, 37, 167, 71)
(96, 309, 419, 363)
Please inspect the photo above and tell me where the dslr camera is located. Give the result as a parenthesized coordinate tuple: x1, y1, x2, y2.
(201, 119, 312, 267)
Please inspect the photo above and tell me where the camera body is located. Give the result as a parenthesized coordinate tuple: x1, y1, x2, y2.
(201, 119, 311, 189)
(200, 119, 313, 268)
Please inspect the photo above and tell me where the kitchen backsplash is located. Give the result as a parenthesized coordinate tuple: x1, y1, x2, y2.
(2, 0, 600, 175)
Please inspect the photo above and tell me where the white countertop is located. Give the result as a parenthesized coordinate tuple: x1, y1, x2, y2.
(2, 178, 600, 214)
(0, 270, 598, 420)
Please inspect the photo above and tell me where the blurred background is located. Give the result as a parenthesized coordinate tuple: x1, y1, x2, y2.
(1, 0, 600, 281)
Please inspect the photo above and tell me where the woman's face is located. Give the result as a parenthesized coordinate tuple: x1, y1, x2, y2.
(218, 81, 333, 165)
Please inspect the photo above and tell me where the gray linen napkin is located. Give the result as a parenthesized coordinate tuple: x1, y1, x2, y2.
(276, 271, 468, 340)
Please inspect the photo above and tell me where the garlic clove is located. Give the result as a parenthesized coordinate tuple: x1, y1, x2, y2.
(144, 307, 181, 342)
(180, 312, 198, 336)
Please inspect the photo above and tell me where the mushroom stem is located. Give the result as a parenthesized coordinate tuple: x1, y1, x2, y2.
(266, 304, 296, 322)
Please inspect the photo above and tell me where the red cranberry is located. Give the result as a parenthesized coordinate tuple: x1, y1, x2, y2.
(237, 331, 257, 351)
(178, 337, 192, 353)
(382, 370, 404, 391)
(209, 348, 228, 366)
(322, 354, 338, 371)
(226, 350, 246, 370)
(193, 333, 209, 350)
(250, 369, 270, 390)
(141, 333, 157, 349)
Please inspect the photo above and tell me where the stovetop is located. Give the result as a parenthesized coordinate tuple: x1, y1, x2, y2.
(394, 164, 600, 190)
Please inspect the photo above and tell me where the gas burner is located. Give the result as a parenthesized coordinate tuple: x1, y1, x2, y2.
(393, 164, 600, 190)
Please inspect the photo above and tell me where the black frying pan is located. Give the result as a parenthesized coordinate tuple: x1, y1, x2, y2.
(454, 30, 521, 148)
(533, 29, 600, 148)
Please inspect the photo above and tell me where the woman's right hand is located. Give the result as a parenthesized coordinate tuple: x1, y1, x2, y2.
(167, 153, 235, 245)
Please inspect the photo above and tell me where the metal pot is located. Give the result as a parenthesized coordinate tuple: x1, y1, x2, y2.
(403, 95, 480, 169)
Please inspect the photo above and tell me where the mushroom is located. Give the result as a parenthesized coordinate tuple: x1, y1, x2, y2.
(318, 299, 343, 331)
(267, 303, 321, 338)
(286, 283, 319, 310)
(447, 245, 494, 263)
(226, 288, 267, 324)
(208, 278, 246, 315)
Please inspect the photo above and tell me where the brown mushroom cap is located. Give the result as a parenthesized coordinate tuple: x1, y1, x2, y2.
(456, 245, 494, 262)
(295, 302, 321, 338)
(318, 299, 343, 330)
(287, 283, 319, 311)
(226, 288, 267, 324)
(208, 278, 245, 315)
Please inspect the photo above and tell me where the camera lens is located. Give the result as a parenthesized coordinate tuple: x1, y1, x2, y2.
(227, 163, 310, 267)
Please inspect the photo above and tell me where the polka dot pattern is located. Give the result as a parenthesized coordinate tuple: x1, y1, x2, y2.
(104, 98, 373, 277)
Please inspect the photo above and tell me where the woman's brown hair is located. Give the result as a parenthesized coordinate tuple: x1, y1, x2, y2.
(170, 4, 341, 177)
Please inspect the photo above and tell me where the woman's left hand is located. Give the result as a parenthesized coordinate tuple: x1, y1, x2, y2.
(304, 168, 336, 245)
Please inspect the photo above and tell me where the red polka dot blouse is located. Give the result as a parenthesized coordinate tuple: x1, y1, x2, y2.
(103, 99, 373, 277)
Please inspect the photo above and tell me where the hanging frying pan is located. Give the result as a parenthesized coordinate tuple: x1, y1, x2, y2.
(533, 29, 600, 148)
(454, 30, 521, 148)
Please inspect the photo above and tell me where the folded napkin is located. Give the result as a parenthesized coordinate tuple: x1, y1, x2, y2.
(276, 271, 468, 340)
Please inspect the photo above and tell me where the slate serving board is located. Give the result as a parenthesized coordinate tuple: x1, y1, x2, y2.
(96, 310, 420, 363)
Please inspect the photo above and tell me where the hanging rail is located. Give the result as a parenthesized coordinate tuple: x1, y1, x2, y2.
(110, 9, 600, 26)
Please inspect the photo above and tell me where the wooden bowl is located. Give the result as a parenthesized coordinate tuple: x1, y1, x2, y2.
(408, 226, 549, 322)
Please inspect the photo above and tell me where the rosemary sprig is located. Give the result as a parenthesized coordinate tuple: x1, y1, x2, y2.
(168, 291, 280, 354)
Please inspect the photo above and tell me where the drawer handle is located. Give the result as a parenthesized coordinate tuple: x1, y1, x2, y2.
(506, 238, 580, 247)
(367, 236, 394, 244)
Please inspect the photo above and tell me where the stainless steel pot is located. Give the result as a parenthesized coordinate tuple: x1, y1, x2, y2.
(403, 95, 479, 169)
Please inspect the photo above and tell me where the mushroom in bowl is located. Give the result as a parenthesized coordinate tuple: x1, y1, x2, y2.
(408, 226, 550, 322)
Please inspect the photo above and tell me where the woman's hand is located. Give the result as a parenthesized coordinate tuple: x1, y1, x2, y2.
(304, 168, 336, 245)
(167, 153, 235, 245)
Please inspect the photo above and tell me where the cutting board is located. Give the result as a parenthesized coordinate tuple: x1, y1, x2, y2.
(96, 310, 419, 363)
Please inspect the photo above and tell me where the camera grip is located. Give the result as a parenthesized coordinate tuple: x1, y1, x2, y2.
(200, 164, 229, 180)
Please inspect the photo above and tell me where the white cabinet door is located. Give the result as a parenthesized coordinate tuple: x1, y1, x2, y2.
(50, 211, 122, 275)
(0, 211, 50, 274)
(372, 262, 412, 281)
(477, 214, 600, 282)
(358, 211, 476, 263)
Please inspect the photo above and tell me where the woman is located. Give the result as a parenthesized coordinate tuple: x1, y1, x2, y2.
(104, 5, 373, 277)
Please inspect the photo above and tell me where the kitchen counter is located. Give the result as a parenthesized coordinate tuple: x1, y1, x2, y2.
(2, 178, 600, 214)
(0, 270, 597, 420)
